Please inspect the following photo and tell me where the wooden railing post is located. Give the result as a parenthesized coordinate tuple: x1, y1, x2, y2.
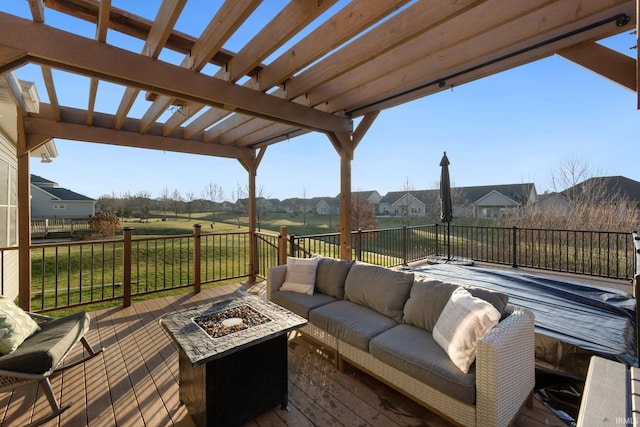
(123, 227, 133, 308)
(194, 224, 201, 293)
(279, 226, 288, 265)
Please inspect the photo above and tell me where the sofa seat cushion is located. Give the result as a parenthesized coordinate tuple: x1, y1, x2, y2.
(369, 324, 476, 405)
(0, 312, 90, 374)
(344, 264, 414, 322)
(309, 300, 397, 351)
(271, 290, 337, 318)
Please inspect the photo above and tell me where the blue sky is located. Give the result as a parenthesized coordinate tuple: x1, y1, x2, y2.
(5, 2, 639, 201)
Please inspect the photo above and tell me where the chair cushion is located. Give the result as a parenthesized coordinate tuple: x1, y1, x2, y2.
(433, 288, 501, 373)
(344, 264, 414, 322)
(370, 324, 477, 405)
(315, 257, 353, 299)
(280, 256, 319, 295)
(309, 300, 397, 351)
(0, 312, 90, 374)
(270, 290, 337, 319)
(0, 298, 40, 355)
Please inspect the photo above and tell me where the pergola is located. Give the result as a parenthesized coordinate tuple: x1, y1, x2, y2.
(0, 0, 636, 310)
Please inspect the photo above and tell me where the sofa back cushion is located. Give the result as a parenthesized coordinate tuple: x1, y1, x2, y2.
(315, 257, 354, 299)
(279, 256, 319, 295)
(403, 277, 508, 332)
(344, 264, 414, 322)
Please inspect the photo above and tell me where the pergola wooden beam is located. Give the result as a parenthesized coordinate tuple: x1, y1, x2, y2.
(336, 2, 634, 116)
(138, 0, 259, 133)
(0, 12, 352, 135)
(0, 71, 28, 113)
(557, 41, 636, 91)
(25, 106, 254, 162)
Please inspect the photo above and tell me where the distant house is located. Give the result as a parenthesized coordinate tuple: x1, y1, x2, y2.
(454, 183, 537, 219)
(312, 197, 338, 215)
(31, 175, 96, 218)
(379, 191, 428, 217)
(560, 176, 640, 208)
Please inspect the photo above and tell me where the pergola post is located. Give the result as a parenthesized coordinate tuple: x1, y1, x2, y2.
(247, 165, 257, 281)
(329, 111, 379, 261)
(16, 108, 31, 311)
(239, 148, 265, 282)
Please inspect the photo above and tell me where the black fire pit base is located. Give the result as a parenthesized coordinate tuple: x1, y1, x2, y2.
(179, 333, 288, 427)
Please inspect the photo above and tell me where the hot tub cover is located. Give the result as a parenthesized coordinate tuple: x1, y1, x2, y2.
(407, 264, 637, 375)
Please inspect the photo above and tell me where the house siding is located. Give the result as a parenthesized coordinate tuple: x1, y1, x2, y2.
(0, 122, 18, 299)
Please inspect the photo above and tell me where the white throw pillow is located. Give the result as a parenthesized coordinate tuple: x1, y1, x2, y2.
(279, 256, 319, 295)
(0, 298, 40, 355)
(433, 287, 500, 373)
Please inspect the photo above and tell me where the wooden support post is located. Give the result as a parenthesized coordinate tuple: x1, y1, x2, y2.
(193, 224, 201, 293)
(279, 226, 288, 265)
(123, 227, 133, 308)
(339, 149, 352, 261)
(16, 108, 31, 311)
(238, 148, 265, 282)
(247, 167, 257, 282)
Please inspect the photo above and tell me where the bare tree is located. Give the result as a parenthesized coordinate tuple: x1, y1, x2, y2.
(202, 180, 225, 226)
(184, 191, 195, 219)
(171, 188, 182, 218)
(400, 177, 414, 226)
(551, 154, 602, 203)
(301, 185, 308, 227)
(351, 195, 378, 231)
(160, 186, 170, 221)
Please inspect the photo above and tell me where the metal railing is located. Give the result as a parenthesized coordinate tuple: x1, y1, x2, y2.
(291, 224, 637, 280)
(0, 224, 635, 312)
(25, 225, 268, 312)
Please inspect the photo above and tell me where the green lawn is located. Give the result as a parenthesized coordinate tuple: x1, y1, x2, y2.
(121, 211, 438, 237)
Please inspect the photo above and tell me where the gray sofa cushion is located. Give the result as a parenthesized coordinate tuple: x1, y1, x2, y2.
(344, 264, 414, 322)
(370, 324, 476, 405)
(309, 300, 397, 351)
(0, 312, 90, 374)
(403, 277, 508, 332)
(270, 290, 337, 318)
(315, 257, 354, 299)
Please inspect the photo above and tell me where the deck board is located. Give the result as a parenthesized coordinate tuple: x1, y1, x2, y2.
(0, 282, 567, 426)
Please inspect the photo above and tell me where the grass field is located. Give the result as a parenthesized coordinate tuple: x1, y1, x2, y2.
(121, 211, 437, 237)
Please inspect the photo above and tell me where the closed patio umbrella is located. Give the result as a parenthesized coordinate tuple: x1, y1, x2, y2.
(439, 152, 453, 260)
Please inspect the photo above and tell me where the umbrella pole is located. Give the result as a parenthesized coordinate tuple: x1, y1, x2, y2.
(446, 221, 450, 260)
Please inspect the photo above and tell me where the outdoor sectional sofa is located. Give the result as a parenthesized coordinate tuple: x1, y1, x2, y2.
(267, 256, 535, 427)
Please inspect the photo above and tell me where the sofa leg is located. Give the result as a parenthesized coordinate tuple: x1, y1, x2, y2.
(337, 355, 345, 372)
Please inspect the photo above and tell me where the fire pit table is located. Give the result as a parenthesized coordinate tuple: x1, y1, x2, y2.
(160, 294, 307, 427)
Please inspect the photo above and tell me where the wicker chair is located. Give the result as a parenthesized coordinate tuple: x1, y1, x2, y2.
(0, 311, 104, 427)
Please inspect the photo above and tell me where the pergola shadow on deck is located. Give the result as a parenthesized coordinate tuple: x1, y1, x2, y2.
(0, 283, 562, 427)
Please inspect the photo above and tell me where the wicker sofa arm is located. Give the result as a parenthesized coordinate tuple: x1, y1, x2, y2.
(266, 265, 287, 301)
(475, 308, 535, 427)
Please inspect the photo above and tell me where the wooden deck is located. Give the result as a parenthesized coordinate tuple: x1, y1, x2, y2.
(0, 282, 567, 427)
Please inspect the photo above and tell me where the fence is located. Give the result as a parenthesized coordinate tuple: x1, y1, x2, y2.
(291, 224, 637, 281)
(27, 225, 261, 312)
(0, 224, 636, 312)
(31, 218, 91, 238)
